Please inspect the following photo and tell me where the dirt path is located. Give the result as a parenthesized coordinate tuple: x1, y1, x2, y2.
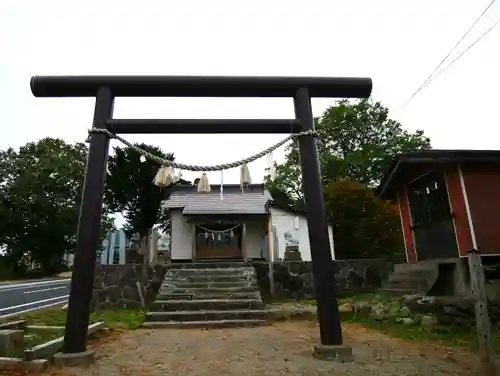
(40, 322, 485, 376)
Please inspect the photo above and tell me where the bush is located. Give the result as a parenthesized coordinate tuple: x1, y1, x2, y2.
(324, 178, 404, 260)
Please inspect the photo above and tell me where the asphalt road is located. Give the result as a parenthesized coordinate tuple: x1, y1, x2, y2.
(0, 278, 71, 319)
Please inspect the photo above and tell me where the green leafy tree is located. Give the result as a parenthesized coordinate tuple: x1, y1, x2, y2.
(266, 98, 431, 205)
(105, 144, 187, 264)
(264, 99, 428, 259)
(324, 178, 404, 260)
(0, 138, 114, 276)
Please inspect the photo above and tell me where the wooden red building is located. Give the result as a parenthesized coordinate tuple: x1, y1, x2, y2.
(378, 150, 500, 264)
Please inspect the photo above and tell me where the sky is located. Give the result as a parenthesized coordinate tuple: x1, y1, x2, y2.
(1, 0, 499, 227)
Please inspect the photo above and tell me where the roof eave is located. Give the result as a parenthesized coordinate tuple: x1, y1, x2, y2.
(377, 151, 500, 199)
(376, 159, 401, 199)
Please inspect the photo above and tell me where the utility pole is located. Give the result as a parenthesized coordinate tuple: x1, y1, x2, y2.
(467, 249, 498, 376)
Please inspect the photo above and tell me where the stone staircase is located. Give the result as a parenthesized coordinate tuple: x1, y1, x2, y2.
(142, 262, 267, 329)
(380, 261, 439, 296)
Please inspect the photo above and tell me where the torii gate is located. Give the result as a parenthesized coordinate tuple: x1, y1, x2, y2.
(30, 75, 372, 361)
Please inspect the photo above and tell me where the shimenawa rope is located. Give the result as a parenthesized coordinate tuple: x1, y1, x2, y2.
(86, 128, 317, 172)
(196, 224, 240, 233)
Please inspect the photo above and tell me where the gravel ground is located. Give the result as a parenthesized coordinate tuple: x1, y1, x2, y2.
(30, 322, 488, 376)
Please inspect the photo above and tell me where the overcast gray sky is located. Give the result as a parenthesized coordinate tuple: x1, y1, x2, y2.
(1, 1, 498, 201)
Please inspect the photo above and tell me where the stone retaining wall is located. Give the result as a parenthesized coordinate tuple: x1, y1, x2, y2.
(254, 259, 392, 300)
(401, 294, 500, 325)
(91, 264, 166, 310)
(338, 293, 500, 329)
(91, 259, 392, 308)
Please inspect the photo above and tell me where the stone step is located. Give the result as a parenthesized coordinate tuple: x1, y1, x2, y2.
(390, 271, 434, 283)
(160, 280, 255, 289)
(393, 263, 436, 274)
(384, 279, 421, 291)
(166, 267, 254, 276)
(151, 299, 265, 312)
(406, 268, 435, 276)
(164, 274, 254, 283)
(393, 263, 410, 274)
(157, 286, 259, 295)
(388, 273, 421, 282)
(145, 309, 267, 322)
(157, 292, 262, 301)
(379, 288, 417, 297)
(141, 319, 266, 329)
(167, 262, 247, 270)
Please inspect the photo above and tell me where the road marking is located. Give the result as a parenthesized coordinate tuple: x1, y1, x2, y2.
(0, 299, 68, 320)
(0, 280, 70, 292)
(0, 279, 71, 291)
(0, 295, 69, 313)
(23, 286, 67, 294)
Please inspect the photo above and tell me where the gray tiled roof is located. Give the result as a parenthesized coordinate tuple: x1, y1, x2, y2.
(162, 184, 272, 215)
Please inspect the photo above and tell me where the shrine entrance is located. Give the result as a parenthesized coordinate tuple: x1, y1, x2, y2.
(195, 222, 243, 260)
(30, 74, 372, 356)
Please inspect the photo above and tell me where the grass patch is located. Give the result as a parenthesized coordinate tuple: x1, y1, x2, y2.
(24, 329, 64, 348)
(1, 307, 145, 329)
(340, 311, 500, 351)
(0, 307, 145, 348)
(293, 295, 500, 352)
(91, 308, 145, 330)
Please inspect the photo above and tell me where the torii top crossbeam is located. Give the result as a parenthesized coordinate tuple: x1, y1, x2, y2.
(30, 75, 372, 98)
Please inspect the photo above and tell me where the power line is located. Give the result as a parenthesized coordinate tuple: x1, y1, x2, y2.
(418, 19, 500, 92)
(406, 0, 496, 104)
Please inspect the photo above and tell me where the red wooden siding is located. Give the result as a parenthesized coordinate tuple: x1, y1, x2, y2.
(397, 187, 417, 263)
(445, 165, 473, 257)
(461, 163, 500, 255)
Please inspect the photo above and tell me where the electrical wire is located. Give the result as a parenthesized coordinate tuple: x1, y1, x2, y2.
(418, 19, 500, 92)
(406, 0, 497, 104)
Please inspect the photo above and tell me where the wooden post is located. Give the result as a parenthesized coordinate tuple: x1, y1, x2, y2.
(150, 230, 158, 265)
(267, 216, 275, 298)
(467, 249, 497, 376)
(136, 281, 146, 309)
(242, 223, 248, 263)
(192, 224, 197, 262)
(294, 87, 343, 346)
(142, 229, 152, 276)
(62, 87, 113, 354)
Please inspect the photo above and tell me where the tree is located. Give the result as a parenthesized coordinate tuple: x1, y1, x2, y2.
(266, 98, 431, 205)
(0, 138, 114, 276)
(323, 178, 404, 260)
(105, 144, 186, 264)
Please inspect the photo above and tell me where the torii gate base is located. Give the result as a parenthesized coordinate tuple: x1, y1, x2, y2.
(31, 75, 372, 364)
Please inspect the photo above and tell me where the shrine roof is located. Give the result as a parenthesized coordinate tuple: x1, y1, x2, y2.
(162, 184, 272, 215)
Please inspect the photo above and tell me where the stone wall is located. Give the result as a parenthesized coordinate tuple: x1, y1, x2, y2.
(339, 293, 500, 327)
(91, 264, 167, 310)
(91, 259, 393, 308)
(254, 259, 393, 301)
(402, 294, 500, 325)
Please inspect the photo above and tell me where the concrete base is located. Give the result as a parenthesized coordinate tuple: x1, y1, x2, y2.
(0, 329, 24, 357)
(313, 344, 353, 362)
(53, 349, 95, 367)
(0, 357, 48, 372)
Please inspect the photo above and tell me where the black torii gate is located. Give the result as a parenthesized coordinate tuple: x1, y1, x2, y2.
(30, 75, 372, 357)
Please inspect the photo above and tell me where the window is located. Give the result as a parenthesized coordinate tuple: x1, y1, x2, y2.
(113, 248, 120, 264)
(408, 172, 451, 227)
(112, 231, 121, 264)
